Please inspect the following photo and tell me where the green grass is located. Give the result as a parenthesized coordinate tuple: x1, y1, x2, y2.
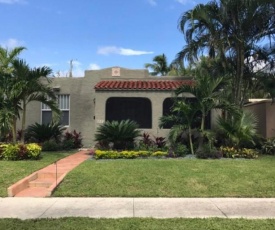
(1, 218, 275, 230)
(54, 155, 275, 197)
(0, 151, 74, 197)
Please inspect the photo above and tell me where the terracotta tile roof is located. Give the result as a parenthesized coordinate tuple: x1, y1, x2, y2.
(94, 80, 194, 91)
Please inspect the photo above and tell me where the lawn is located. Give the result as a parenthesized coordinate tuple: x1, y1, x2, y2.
(54, 155, 275, 197)
(0, 151, 74, 197)
(1, 218, 275, 230)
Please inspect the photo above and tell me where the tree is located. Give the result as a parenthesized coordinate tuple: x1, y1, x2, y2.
(12, 59, 60, 142)
(0, 46, 25, 141)
(175, 0, 275, 107)
(145, 54, 171, 76)
(160, 99, 199, 155)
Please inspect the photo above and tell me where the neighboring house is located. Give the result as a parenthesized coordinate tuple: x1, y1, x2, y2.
(244, 99, 275, 138)
(23, 67, 217, 147)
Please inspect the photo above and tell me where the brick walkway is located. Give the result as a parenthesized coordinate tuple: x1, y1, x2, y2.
(8, 150, 91, 197)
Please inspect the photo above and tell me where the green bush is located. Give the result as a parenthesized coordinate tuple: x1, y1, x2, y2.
(173, 143, 189, 157)
(94, 120, 141, 150)
(94, 150, 167, 160)
(262, 138, 275, 155)
(25, 122, 65, 143)
(62, 139, 75, 150)
(42, 140, 61, 151)
(196, 144, 222, 159)
(0, 143, 41, 160)
(0, 144, 19, 160)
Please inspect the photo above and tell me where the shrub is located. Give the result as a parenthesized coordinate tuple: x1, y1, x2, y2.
(172, 143, 190, 157)
(94, 150, 167, 160)
(63, 130, 83, 149)
(25, 122, 66, 143)
(153, 136, 166, 149)
(42, 140, 61, 151)
(262, 138, 275, 155)
(62, 139, 75, 150)
(26, 143, 42, 159)
(94, 120, 141, 150)
(220, 146, 258, 159)
(0, 143, 42, 160)
(0, 144, 19, 160)
(196, 144, 222, 159)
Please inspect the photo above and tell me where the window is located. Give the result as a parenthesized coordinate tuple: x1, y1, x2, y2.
(106, 97, 152, 128)
(42, 94, 70, 126)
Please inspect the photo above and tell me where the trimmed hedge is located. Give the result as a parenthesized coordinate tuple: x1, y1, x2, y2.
(94, 150, 168, 159)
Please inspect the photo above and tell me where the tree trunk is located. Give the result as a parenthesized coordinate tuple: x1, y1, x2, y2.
(21, 100, 26, 143)
(188, 126, 194, 155)
(12, 116, 17, 144)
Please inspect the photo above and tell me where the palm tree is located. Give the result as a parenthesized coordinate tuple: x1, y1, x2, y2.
(145, 54, 171, 76)
(160, 99, 199, 155)
(175, 0, 275, 107)
(11, 59, 60, 143)
(0, 46, 25, 141)
(175, 71, 237, 150)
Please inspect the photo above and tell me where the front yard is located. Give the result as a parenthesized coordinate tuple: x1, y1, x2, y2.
(53, 155, 275, 197)
(0, 151, 74, 197)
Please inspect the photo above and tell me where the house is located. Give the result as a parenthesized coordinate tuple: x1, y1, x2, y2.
(23, 67, 217, 147)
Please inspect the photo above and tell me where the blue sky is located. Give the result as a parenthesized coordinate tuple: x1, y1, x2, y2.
(0, 0, 207, 77)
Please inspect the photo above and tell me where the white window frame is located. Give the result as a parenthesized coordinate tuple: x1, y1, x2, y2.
(41, 94, 70, 126)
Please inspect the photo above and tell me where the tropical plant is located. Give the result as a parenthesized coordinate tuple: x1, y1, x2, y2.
(0, 47, 60, 143)
(145, 54, 171, 76)
(25, 122, 66, 143)
(63, 130, 83, 149)
(175, 0, 275, 106)
(0, 46, 25, 142)
(94, 120, 141, 150)
(12, 59, 60, 142)
(216, 110, 258, 149)
(261, 138, 275, 155)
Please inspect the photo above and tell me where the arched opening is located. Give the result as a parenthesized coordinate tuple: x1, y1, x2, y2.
(106, 97, 152, 128)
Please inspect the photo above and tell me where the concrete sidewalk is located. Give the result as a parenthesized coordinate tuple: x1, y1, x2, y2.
(1, 197, 275, 219)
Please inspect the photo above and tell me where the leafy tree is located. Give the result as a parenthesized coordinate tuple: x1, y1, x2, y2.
(145, 54, 171, 76)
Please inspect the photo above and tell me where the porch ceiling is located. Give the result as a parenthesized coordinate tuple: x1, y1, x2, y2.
(94, 80, 194, 91)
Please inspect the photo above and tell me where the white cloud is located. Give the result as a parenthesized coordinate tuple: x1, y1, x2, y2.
(0, 38, 24, 49)
(148, 0, 157, 6)
(175, 0, 195, 5)
(0, 0, 27, 4)
(89, 63, 101, 70)
(97, 46, 153, 56)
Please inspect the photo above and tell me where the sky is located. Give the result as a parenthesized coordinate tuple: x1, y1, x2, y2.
(0, 0, 208, 77)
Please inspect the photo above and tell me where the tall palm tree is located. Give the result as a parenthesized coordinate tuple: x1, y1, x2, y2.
(175, 0, 275, 107)
(0, 46, 25, 141)
(145, 54, 170, 76)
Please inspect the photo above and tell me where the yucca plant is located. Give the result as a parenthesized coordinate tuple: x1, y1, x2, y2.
(25, 122, 66, 143)
(94, 120, 141, 150)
